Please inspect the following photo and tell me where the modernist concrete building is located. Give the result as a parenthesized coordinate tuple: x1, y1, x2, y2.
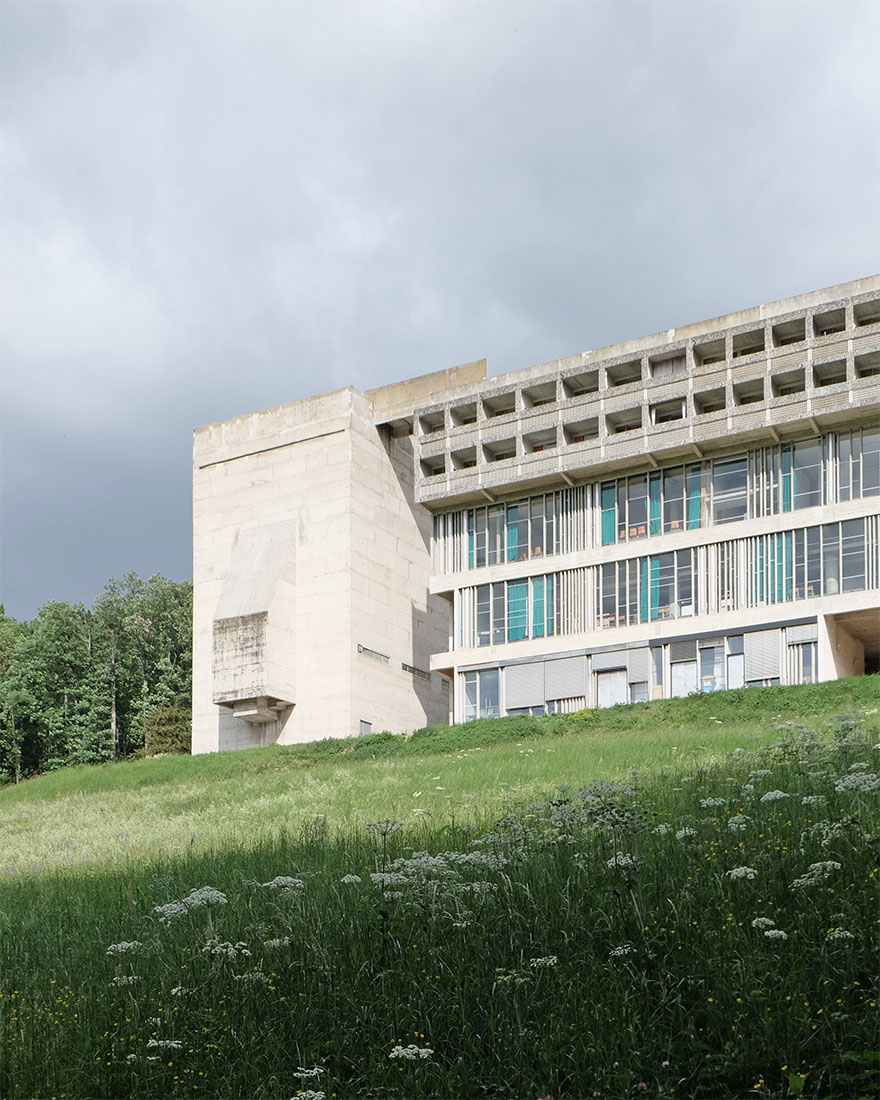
(192, 276, 880, 752)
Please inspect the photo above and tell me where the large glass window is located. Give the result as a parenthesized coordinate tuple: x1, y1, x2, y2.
(712, 458, 748, 523)
(463, 668, 500, 721)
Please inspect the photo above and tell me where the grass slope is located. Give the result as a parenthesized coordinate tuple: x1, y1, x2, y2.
(2, 679, 878, 877)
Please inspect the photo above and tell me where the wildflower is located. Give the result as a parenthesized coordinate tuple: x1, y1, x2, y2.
(529, 956, 558, 969)
(110, 975, 141, 986)
(147, 1039, 183, 1050)
(170, 986, 193, 997)
(389, 1044, 434, 1060)
(295, 1067, 326, 1079)
(752, 917, 776, 930)
(801, 795, 826, 806)
(637, 1085, 648, 1091)
(661, 1060, 670, 1067)
(790, 860, 841, 889)
(265, 937, 292, 948)
(606, 852, 638, 869)
(760, 790, 788, 802)
(262, 876, 304, 891)
(675, 827, 697, 839)
(725, 866, 758, 880)
(233, 970, 269, 985)
(749, 770, 772, 779)
(366, 819, 403, 836)
(340, 874, 362, 884)
(609, 943, 634, 957)
(700, 797, 726, 808)
(126, 1053, 137, 1062)
(202, 939, 251, 959)
(652, 824, 672, 836)
(106, 941, 144, 956)
(834, 772, 880, 793)
(763, 929, 788, 941)
(727, 814, 750, 832)
(369, 872, 409, 888)
(153, 886, 227, 923)
(289, 1092, 324, 1100)
(826, 928, 855, 941)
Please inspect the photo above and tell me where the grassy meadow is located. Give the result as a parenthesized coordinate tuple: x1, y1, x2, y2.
(1, 679, 879, 1099)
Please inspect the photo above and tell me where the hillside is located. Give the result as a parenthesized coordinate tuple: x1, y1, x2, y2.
(2, 678, 878, 876)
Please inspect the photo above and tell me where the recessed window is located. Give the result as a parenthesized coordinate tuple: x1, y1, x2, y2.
(732, 329, 765, 358)
(359, 720, 372, 736)
(854, 299, 880, 327)
(694, 338, 725, 366)
(813, 359, 847, 387)
(694, 388, 725, 414)
(563, 370, 599, 396)
(522, 381, 557, 408)
(420, 455, 446, 477)
(855, 351, 880, 378)
(813, 307, 845, 336)
(772, 318, 806, 347)
(418, 409, 445, 434)
(483, 438, 516, 462)
(450, 402, 477, 426)
(564, 417, 599, 444)
(650, 352, 686, 379)
(771, 368, 806, 397)
(357, 644, 389, 664)
(451, 446, 477, 469)
(733, 379, 764, 406)
(651, 399, 685, 424)
(523, 427, 557, 453)
(606, 408, 642, 434)
(606, 359, 642, 386)
(483, 391, 516, 418)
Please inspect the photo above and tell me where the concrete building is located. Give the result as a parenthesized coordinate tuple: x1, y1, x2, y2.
(192, 276, 880, 752)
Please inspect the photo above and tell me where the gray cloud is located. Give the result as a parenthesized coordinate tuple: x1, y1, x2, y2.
(2, 0, 878, 618)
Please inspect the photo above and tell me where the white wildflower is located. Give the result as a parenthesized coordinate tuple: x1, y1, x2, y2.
(170, 986, 193, 997)
(340, 874, 362, 885)
(740, 784, 755, 795)
(369, 872, 409, 888)
(791, 860, 842, 889)
(106, 941, 144, 956)
(700, 797, 726, 809)
(751, 917, 776, 930)
(265, 937, 292, 948)
(295, 1067, 326, 1079)
(262, 876, 304, 891)
(126, 1053, 137, 1062)
(652, 824, 672, 836)
(848, 762, 869, 771)
(607, 852, 638, 869)
(760, 790, 789, 803)
(727, 814, 750, 832)
(609, 943, 635, 957)
(529, 956, 558, 969)
(289, 1091, 324, 1100)
(203, 939, 251, 959)
(826, 928, 855, 941)
(153, 886, 227, 923)
(834, 772, 880, 794)
(233, 970, 268, 985)
(448, 849, 509, 870)
(147, 1039, 183, 1050)
(749, 770, 772, 779)
(763, 929, 788, 941)
(366, 819, 403, 836)
(725, 866, 758, 881)
(675, 827, 697, 839)
(110, 975, 141, 986)
(801, 795, 826, 806)
(389, 1044, 434, 1061)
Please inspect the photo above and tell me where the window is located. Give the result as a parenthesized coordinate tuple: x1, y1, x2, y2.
(359, 720, 372, 736)
(839, 427, 880, 501)
(789, 641, 817, 684)
(466, 576, 556, 647)
(712, 458, 748, 523)
(597, 549, 696, 627)
(463, 668, 500, 721)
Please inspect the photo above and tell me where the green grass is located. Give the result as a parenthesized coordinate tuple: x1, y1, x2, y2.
(1, 680, 879, 1099)
(2, 679, 878, 876)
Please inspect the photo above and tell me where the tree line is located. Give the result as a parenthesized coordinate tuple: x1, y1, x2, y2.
(0, 573, 192, 783)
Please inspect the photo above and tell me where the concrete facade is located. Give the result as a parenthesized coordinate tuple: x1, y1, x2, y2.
(193, 277, 880, 751)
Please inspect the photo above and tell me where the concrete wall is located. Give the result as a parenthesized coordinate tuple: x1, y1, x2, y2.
(819, 615, 865, 680)
(192, 386, 450, 754)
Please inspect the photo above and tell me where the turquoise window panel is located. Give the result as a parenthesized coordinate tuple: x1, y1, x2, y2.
(507, 581, 528, 641)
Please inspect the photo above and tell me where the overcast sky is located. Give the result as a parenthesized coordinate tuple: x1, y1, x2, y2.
(1, 0, 878, 621)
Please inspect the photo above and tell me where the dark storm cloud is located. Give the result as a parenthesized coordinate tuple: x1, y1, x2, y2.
(2, 1, 878, 619)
